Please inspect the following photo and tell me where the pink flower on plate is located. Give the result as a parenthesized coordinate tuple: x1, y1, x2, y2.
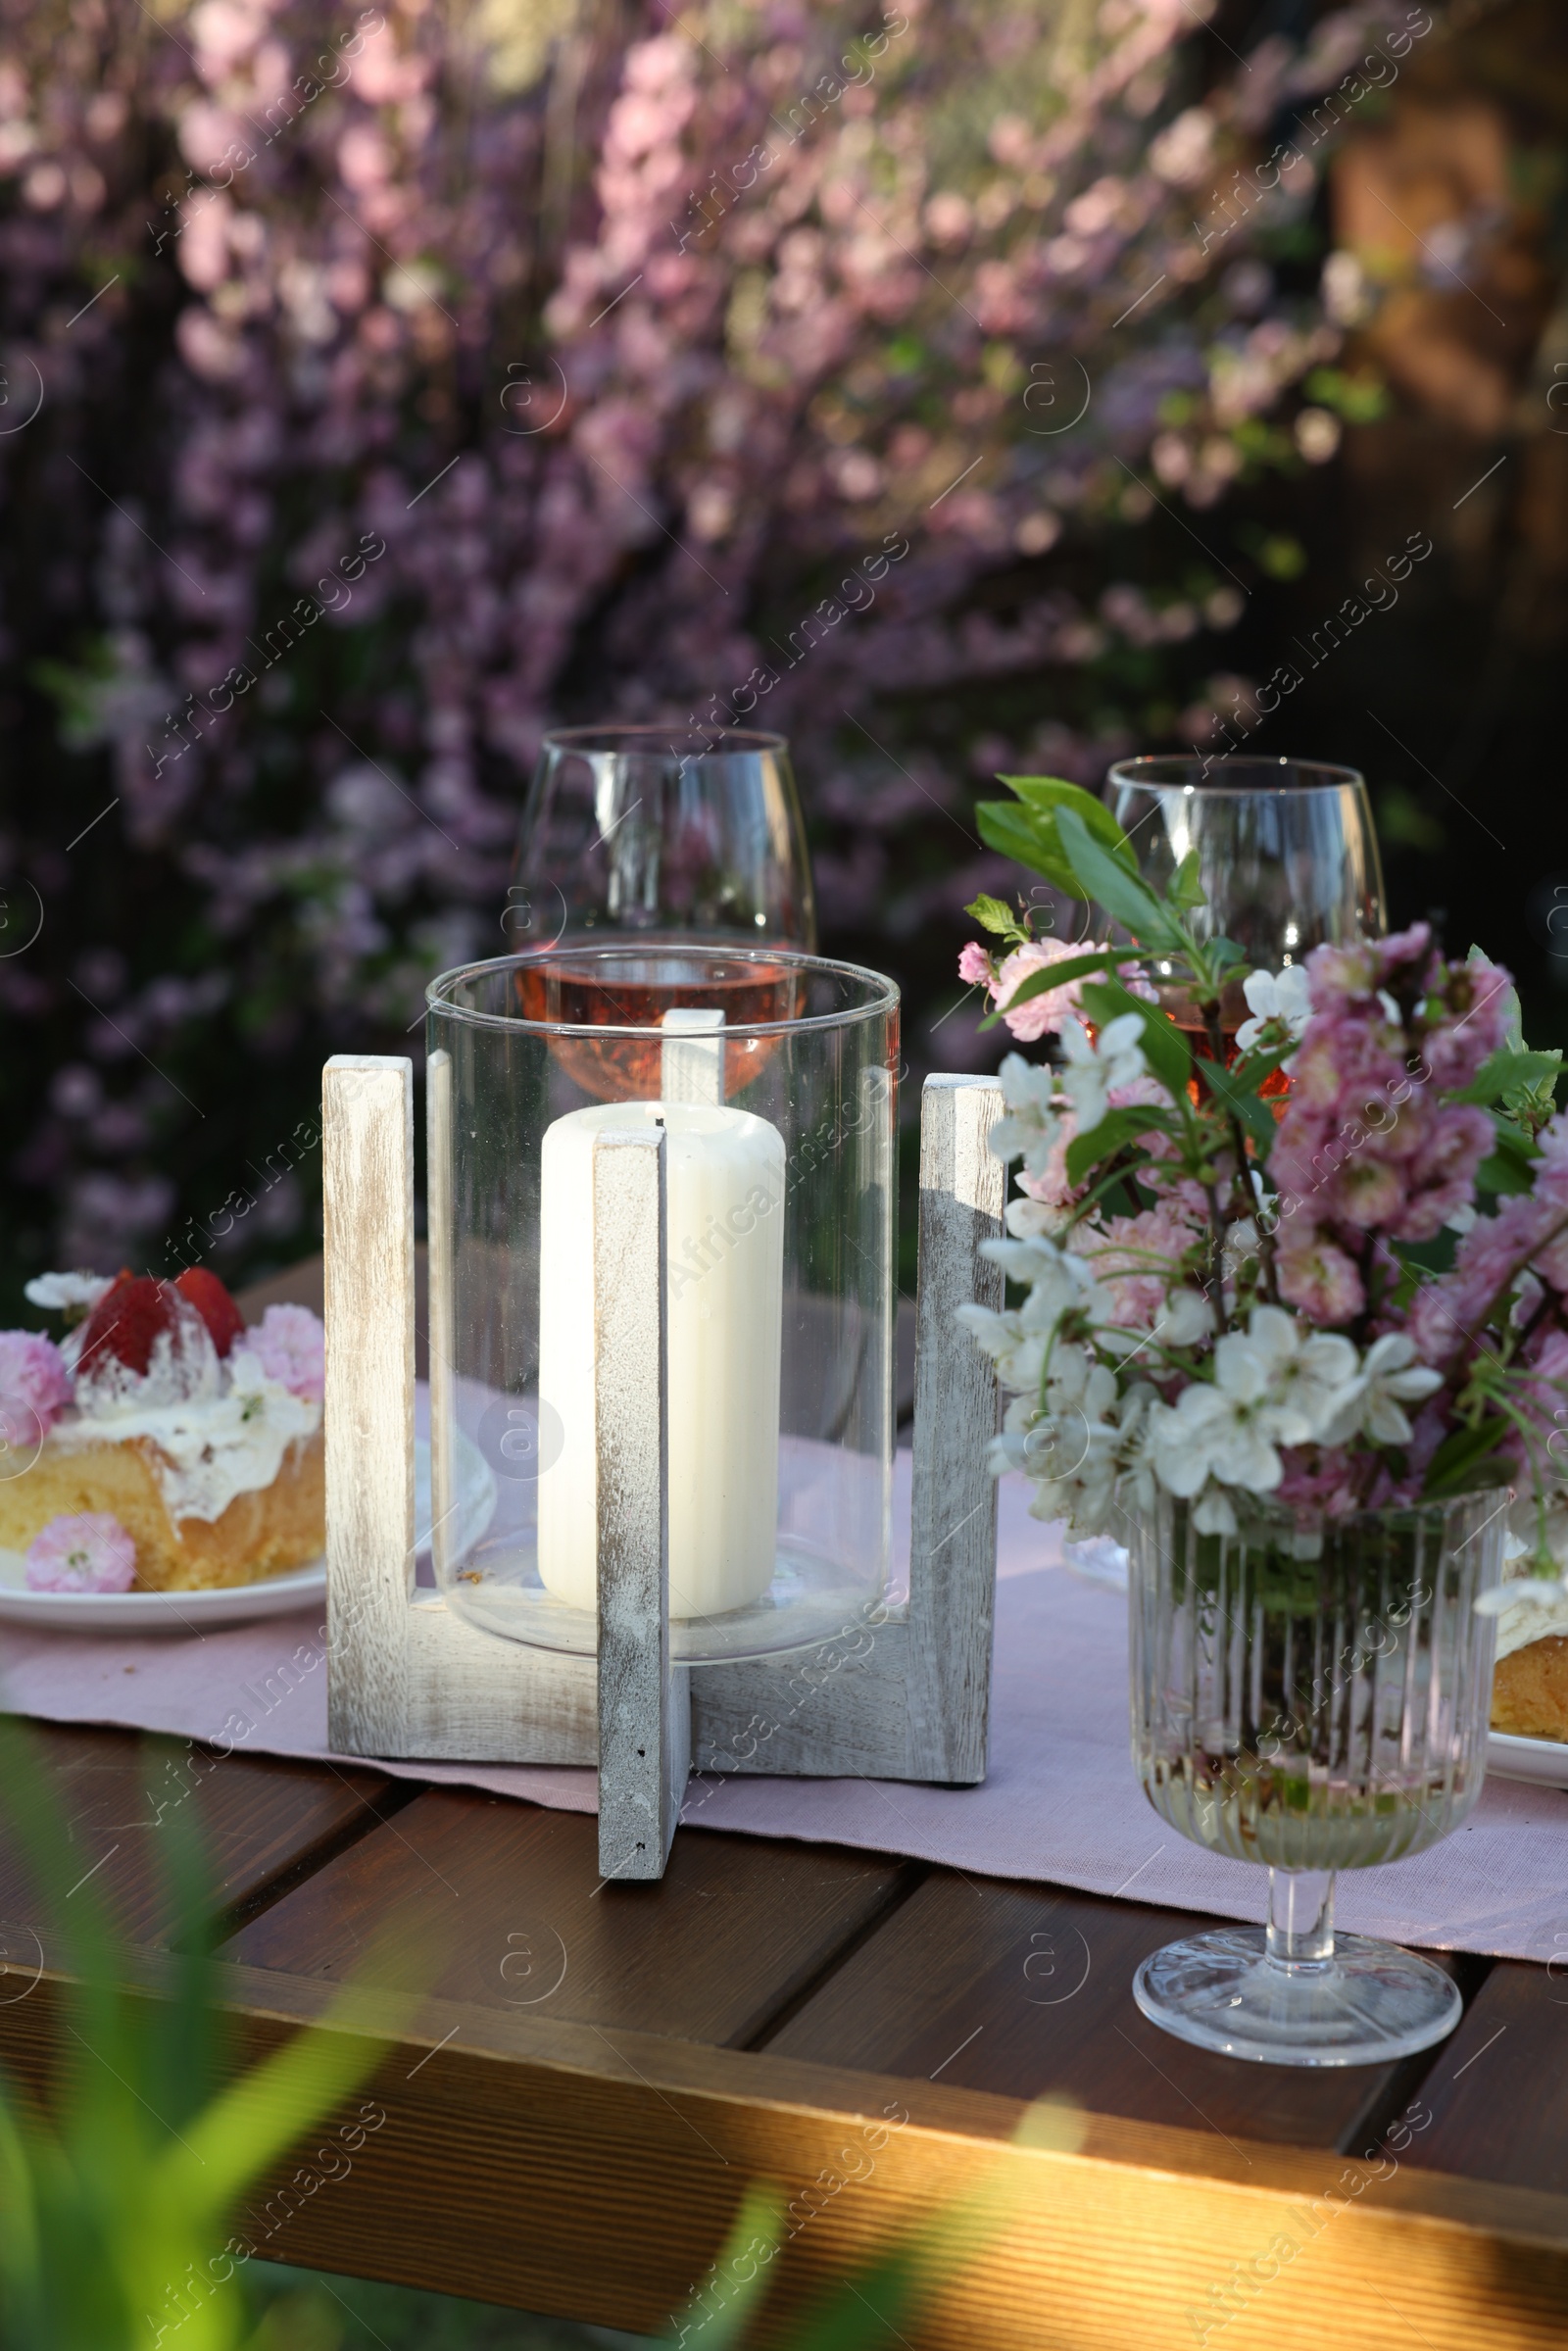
(243, 1304, 325, 1404)
(24, 1512, 137, 1594)
(0, 1329, 73, 1449)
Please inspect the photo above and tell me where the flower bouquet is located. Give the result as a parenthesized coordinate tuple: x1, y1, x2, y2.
(956, 773, 1565, 2063)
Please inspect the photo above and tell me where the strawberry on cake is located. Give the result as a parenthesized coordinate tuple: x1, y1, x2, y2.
(0, 1269, 324, 1592)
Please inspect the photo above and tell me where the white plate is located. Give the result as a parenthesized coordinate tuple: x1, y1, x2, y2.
(1487, 1730, 1568, 1788)
(0, 1551, 327, 1634)
(0, 1436, 496, 1635)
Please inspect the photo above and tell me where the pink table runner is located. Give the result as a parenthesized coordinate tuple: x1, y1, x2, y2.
(2, 1462, 1562, 1963)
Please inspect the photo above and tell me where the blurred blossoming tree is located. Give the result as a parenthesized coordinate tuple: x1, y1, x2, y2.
(0, 0, 1421, 1289)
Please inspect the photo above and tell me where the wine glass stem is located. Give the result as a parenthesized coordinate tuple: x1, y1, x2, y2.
(1265, 1868, 1336, 1967)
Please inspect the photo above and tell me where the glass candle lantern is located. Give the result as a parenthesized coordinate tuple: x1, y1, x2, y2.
(425, 945, 898, 1664)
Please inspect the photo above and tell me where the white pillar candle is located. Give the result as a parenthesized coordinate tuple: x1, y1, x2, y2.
(536, 1100, 784, 1620)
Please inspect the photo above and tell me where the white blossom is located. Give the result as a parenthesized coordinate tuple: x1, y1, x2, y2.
(1316, 1332, 1444, 1447)
(1191, 1482, 1239, 1537)
(954, 1303, 1045, 1396)
(1149, 1346, 1290, 1498)
(977, 1231, 1116, 1335)
(988, 1053, 1060, 1170)
(1004, 1192, 1060, 1239)
(1240, 1304, 1360, 1443)
(1234, 963, 1311, 1054)
(1158, 1287, 1215, 1347)
(1044, 1339, 1118, 1424)
(1055, 1011, 1148, 1134)
(24, 1269, 113, 1312)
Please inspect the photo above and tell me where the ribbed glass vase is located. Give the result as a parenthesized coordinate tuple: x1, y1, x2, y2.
(1127, 1487, 1506, 2065)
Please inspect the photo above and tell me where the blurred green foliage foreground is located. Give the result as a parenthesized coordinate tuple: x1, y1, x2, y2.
(0, 1724, 956, 2351)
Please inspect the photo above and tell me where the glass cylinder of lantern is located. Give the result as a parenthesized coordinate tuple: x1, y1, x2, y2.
(424, 945, 899, 1663)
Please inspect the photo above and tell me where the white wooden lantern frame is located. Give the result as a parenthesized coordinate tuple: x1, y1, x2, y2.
(322, 1053, 1004, 1880)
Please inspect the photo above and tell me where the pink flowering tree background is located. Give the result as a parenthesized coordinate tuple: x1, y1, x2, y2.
(0, 0, 1419, 1297)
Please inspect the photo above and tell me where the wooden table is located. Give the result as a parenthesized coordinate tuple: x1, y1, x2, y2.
(3, 1273, 1567, 2347)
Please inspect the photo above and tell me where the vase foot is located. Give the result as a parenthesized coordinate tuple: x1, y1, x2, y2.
(1133, 1928, 1461, 2067)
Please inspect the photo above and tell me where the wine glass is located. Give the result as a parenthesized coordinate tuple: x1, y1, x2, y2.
(511, 724, 816, 955)
(1103, 755, 1386, 1042)
(509, 725, 818, 1102)
(1129, 1488, 1504, 2064)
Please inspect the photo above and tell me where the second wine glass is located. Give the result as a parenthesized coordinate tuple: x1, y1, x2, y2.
(1104, 755, 1387, 1044)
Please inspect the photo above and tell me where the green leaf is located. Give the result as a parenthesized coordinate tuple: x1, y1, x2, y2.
(155, 2001, 395, 2229)
(963, 894, 1018, 939)
(1065, 1104, 1169, 1185)
(1194, 1053, 1277, 1152)
(659, 2182, 785, 2348)
(1064, 1150, 1157, 1230)
(976, 776, 1140, 901)
(1422, 1416, 1512, 1498)
(1450, 1049, 1562, 1108)
(1393, 1230, 1459, 1277)
(998, 774, 1140, 866)
(975, 947, 1124, 1030)
(1228, 1042, 1295, 1094)
(1171, 847, 1206, 910)
(1476, 1154, 1534, 1197)
(1054, 807, 1177, 943)
(975, 798, 1075, 889)
(1078, 978, 1191, 1101)
(1476, 1116, 1540, 1196)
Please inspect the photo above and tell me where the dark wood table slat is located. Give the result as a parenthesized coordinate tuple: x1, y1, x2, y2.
(0, 1721, 389, 1949)
(11, 1950, 1568, 2351)
(220, 1787, 915, 2046)
(763, 1869, 1460, 2150)
(1401, 1957, 1568, 2193)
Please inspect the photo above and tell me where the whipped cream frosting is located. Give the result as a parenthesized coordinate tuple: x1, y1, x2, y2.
(1493, 1586, 1568, 1664)
(53, 1317, 320, 1525)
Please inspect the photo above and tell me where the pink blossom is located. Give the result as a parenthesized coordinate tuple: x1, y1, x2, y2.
(957, 941, 994, 988)
(1274, 1445, 1360, 1520)
(1276, 1224, 1364, 1325)
(243, 1304, 325, 1404)
(1512, 1329, 1568, 1461)
(1395, 1105, 1494, 1243)
(24, 1512, 137, 1593)
(993, 939, 1094, 1042)
(0, 1330, 73, 1439)
(1307, 922, 1435, 1010)
(1071, 1198, 1205, 1328)
(1406, 1198, 1544, 1364)
(1420, 952, 1512, 1091)
(0, 0, 1382, 1278)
